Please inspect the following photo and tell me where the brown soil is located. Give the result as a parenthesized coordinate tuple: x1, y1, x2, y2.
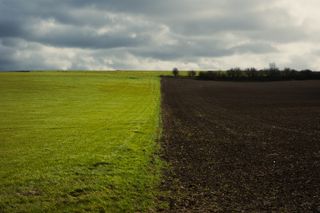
(159, 77, 320, 212)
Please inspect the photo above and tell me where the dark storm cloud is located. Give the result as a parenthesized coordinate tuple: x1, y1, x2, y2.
(0, 20, 24, 37)
(0, 49, 15, 70)
(0, 0, 319, 70)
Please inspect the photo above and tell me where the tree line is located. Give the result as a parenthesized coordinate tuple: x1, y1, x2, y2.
(172, 67, 320, 81)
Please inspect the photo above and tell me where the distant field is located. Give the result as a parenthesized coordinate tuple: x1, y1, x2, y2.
(0, 71, 164, 212)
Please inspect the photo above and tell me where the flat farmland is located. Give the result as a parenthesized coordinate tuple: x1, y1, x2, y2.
(0, 71, 163, 212)
(161, 78, 320, 212)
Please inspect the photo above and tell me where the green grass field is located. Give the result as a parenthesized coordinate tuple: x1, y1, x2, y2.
(0, 71, 165, 212)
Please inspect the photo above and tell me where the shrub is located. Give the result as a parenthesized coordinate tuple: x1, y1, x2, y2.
(188, 70, 196, 77)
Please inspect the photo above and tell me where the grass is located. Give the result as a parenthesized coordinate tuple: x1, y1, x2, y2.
(0, 71, 166, 212)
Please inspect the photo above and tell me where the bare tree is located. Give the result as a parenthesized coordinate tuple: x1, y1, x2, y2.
(269, 63, 278, 71)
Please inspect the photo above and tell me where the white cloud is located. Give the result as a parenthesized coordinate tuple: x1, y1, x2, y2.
(0, 0, 319, 70)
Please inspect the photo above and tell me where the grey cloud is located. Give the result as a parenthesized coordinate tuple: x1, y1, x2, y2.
(0, 20, 24, 37)
(30, 28, 145, 49)
(231, 42, 277, 54)
(0, 0, 319, 70)
(132, 37, 233, 60)
(0, 40, 18, 70)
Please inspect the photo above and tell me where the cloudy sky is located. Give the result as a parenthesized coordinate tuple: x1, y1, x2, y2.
(1, 0, 320, 70)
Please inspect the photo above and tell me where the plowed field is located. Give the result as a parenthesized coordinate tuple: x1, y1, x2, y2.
(160, 78, 320, 212)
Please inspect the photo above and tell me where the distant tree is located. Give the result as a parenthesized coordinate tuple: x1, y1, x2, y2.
(197, 68, 319, 81)
(300, 69, 313, 80)
(172, 67, 179, 77)
(283, 68, 296, 80)
(244, 68, 257, 80)
(269, 63, 278, 71)
(267, 63, 280, 80)
(188, 70, 196, 77)
(227, 67, 242, 80)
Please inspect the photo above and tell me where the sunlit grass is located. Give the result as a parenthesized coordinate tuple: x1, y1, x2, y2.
(0, 71, 165, 212)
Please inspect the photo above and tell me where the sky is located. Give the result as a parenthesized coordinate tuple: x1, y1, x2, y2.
(0, 0, 320, 70)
